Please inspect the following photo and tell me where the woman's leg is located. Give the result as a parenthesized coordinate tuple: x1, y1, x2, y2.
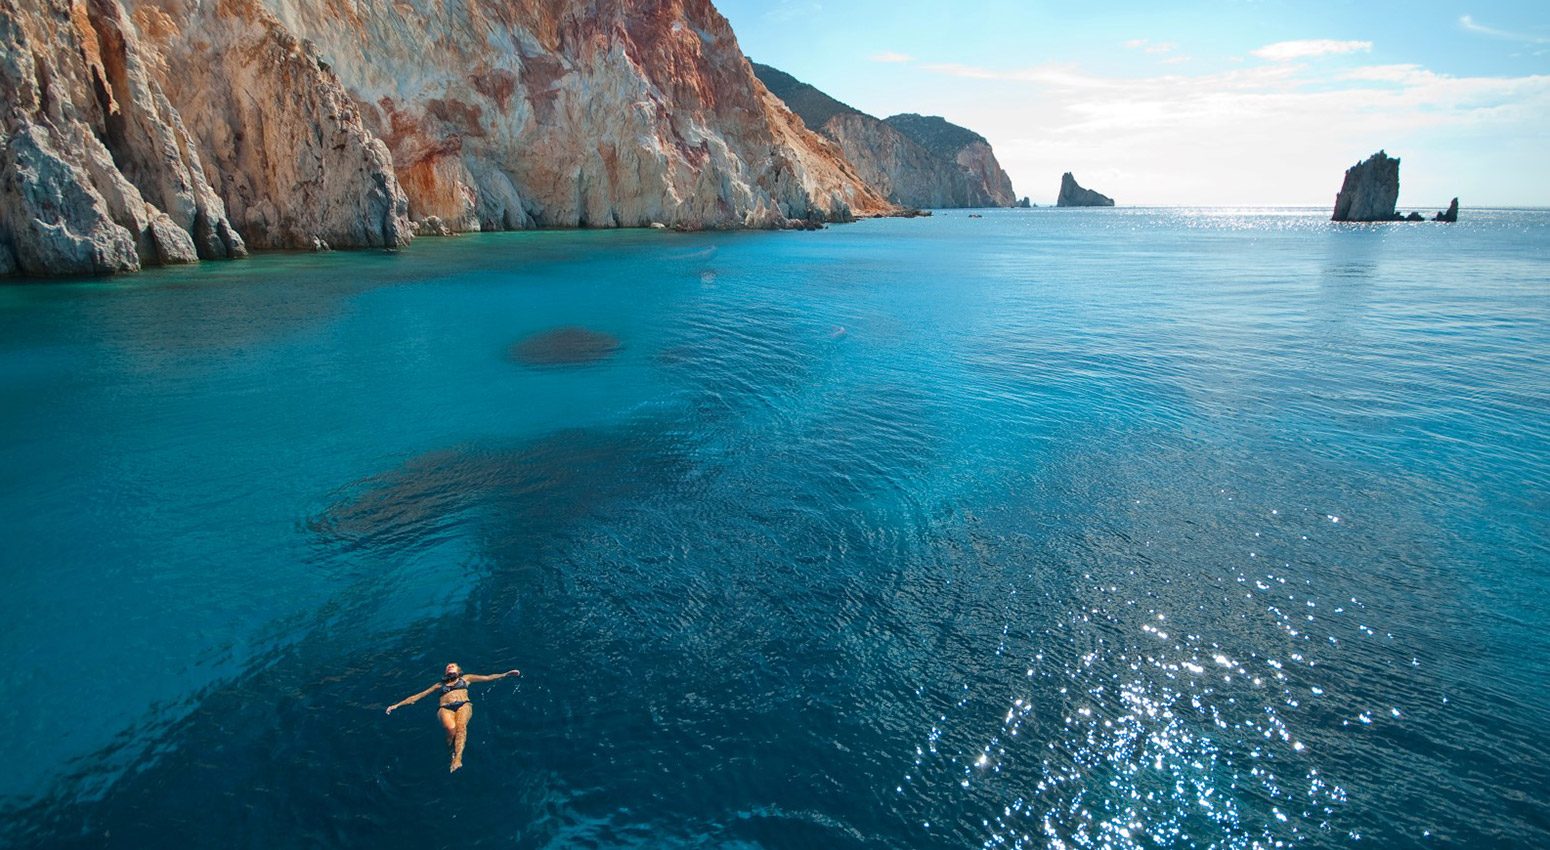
(438, 707, 458, 764)
(450, 703, 473, 771)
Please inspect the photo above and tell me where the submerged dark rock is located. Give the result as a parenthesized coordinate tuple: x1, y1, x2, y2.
(1055, 173, 1114, 207)
(510, 327, 621, 366)
(1434, 198, 1459, 223)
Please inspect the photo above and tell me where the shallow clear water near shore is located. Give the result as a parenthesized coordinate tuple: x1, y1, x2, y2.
(2, 208, 1546, 848)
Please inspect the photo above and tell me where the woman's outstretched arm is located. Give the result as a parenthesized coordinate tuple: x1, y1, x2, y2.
(385, 684, 439, 714)
(464, 669, 521, 684)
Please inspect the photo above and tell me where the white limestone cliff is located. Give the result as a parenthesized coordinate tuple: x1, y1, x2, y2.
(2, 0, 893, 276)
(0, 0, 245, 276)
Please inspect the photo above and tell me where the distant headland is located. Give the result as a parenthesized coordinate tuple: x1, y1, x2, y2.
(752, 64, 1018, 212)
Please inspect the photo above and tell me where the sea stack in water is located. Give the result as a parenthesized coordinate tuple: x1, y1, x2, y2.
(1056, 173, 1114, 207)
(1330, 152, 1459, 223)
(1331, 151, 1402, 222)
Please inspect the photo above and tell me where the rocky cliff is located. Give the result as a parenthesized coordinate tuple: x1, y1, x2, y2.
(2, 0, 892, 276)
(818, 112, 977, 208)
(0, 0, 247, 276)
(882, 113, 1017, 208)
(263, 0, 890, 232)
(137, 0, 414, 250)
(752, 64, 1016, 209)
(1331, 151, 1401, 222)
(1055, 172, 1114, 207)
(748, 62, 856, 131)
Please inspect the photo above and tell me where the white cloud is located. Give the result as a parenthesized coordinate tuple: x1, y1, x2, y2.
(1251, 39, 1372, 61)
(1459, 14, 1550, 44)
(917, 62, 1128, 90)
(922, 62, 1003, 81)
(1124, 39, 1179, 56)
(869, 52, 915, 64)
(1342, 64, 1432, 84)
(911, 57, 1550, 203)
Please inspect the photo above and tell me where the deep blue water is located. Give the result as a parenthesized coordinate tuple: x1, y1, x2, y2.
(1, 208, 1546, 848)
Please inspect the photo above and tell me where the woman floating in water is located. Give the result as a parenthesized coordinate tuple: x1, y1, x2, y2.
(386, 662, 520, 772)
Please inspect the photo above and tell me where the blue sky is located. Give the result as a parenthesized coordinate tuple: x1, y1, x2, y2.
(716, 1, 1550, 205)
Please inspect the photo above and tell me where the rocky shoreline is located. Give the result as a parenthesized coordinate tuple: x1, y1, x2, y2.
(1, 0, 899, 277)
(2, 2, 1476, 279)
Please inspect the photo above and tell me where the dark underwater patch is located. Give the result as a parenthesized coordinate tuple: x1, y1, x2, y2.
(509, 326, 620, 366)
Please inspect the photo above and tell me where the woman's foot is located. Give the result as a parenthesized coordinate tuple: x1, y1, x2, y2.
(450, 758, 463, 773)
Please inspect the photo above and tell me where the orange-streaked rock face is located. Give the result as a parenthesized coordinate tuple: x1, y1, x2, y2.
(135, 0, 414, 250)
(250, 0, 892, 229)
(2, 0, 893, 275)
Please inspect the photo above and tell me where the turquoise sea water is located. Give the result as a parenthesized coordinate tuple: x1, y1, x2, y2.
(1, 208, 1546, 848)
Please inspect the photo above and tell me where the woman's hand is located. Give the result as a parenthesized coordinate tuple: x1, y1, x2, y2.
(385, 704, 397, 715)
(506, 669, 521, 678)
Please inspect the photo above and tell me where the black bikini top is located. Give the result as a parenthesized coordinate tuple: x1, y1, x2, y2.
(441, 676, 468, 694)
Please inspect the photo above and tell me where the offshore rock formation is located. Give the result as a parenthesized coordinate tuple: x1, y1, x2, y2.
(1331, 151, 1401, 222)
(1055, 172, 1114, 207)
(0, 0, 246, 276)
(1330, 151, 1458, 223)
(3, 0, 892, 276)
(752, 64, 1016, 208)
